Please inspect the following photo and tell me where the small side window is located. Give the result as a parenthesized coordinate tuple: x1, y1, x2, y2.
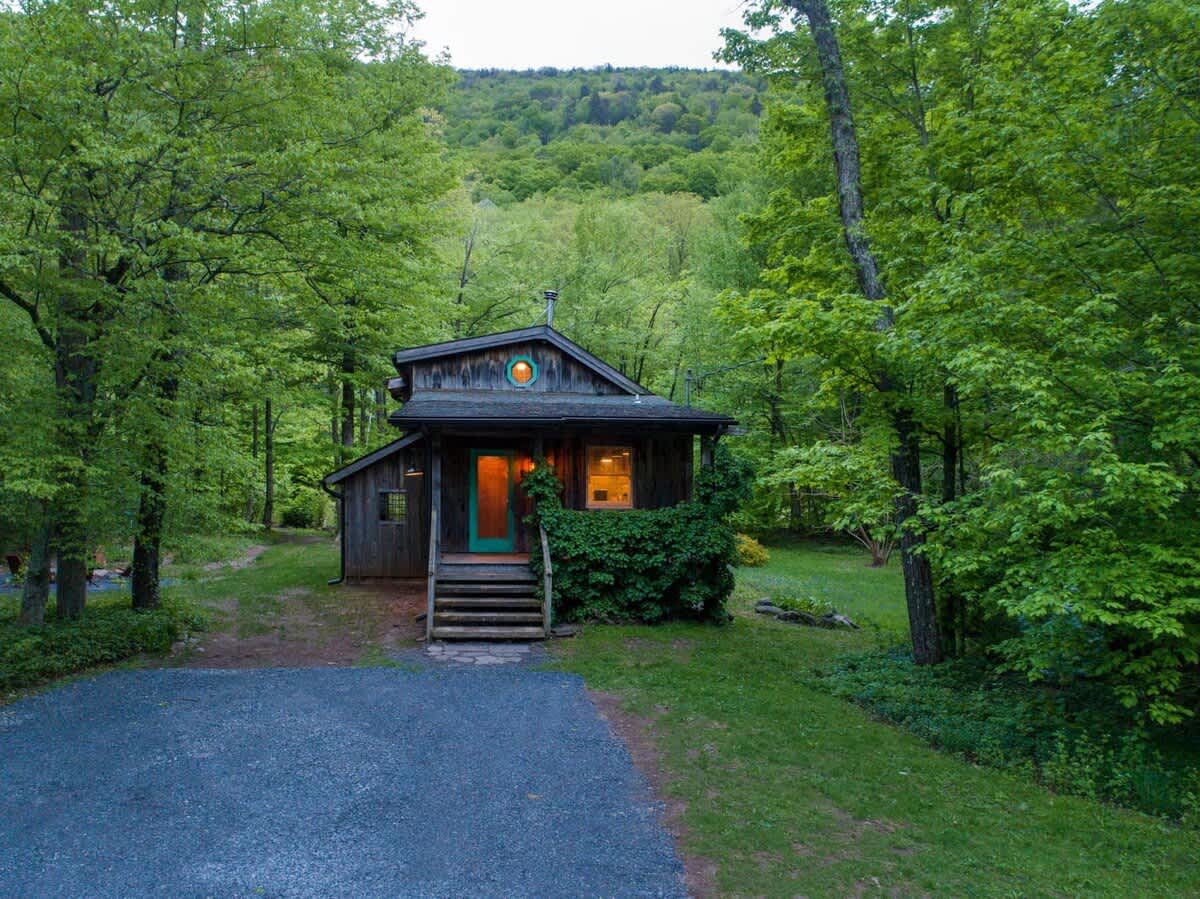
(379, 490, 407, 524)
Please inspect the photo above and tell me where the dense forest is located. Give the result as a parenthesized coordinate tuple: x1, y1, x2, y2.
(1, 0, 1197, 751)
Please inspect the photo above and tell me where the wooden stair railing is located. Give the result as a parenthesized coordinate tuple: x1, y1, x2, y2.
(539, 523, 553, 638)
(425, 503, 438, 641)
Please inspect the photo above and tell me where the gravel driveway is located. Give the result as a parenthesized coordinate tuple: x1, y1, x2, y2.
(0, 668, 685, 898)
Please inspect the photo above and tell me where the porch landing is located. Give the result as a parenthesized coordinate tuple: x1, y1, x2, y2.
(440, 552, 531, 564)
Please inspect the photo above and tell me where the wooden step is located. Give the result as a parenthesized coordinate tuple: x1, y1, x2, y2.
(434, 610, 543, 624)
(431, 625, 546, 640)
(435, 596, 541, 609)
(437, 564, 535, 583)
(435, 581, 537, 596)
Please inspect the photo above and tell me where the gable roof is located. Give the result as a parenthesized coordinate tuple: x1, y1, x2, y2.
(392, 325, 647, 396)
(322, 432, 424, 487)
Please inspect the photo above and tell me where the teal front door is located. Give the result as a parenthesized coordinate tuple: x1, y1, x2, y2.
(469, 449, 516, 552)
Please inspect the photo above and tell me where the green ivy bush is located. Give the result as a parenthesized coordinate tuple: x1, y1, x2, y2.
(523, 446, 749, 623)
(0, 595, 205, 692)
(823, 649, 1200, 821)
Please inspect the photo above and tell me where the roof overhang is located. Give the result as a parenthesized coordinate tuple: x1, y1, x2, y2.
(387, 390, 736, 435)
(322, 432, 425, 487)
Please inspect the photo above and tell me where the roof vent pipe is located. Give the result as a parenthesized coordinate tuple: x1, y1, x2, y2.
(543, 290, 558, 328)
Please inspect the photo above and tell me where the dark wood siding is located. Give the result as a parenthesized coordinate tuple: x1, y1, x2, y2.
(409, 343, 625, 395)
(545, 432, 692, 511)
(339, 430, 693, 575)
(341, 443, 429, 579)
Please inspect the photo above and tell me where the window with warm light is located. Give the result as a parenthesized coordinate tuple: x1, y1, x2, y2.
(506, 355, 538, 387)
(586, 445, 633, 509)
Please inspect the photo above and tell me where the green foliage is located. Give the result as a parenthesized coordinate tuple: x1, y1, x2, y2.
(0, 595, 204, 691)
(771, 592, 835, 617)
(446, 67, 765, 200)
(0, 0, 454, 615)
(722, 0, 1200, 725)
(766, 440, 897, 558)
(279, 486, 328, 530)
(695, 443, 754, 518)
(824, 650, 1200, 820)
(734, 533, 770, 567)
(523, 461, 736, 623)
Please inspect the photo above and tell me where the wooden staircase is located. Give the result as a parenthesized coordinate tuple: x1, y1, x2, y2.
(430, 563, 546, 640)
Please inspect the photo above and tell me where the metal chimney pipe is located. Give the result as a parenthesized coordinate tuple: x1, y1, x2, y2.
(543, 290, 558, 328)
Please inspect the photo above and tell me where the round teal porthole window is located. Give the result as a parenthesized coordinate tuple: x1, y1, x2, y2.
(506, 355, 538, 387)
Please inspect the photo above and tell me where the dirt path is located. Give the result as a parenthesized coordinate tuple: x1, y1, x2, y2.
(201, 544, 269, 572)
(167, 533, 426, 668)
(177, 581, 426, 668)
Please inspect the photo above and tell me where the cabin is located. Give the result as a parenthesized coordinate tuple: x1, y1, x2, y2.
(322, 321, 735, 641)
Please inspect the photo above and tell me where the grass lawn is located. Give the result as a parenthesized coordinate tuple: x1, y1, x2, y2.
(550, 541, 1200, 897)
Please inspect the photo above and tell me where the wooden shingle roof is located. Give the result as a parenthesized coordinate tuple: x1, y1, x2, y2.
(388, 390, 734, 433)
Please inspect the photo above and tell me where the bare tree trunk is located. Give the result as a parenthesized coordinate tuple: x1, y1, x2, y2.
(789, 0, 942, 663)
(374, 387, 387, 428)
(892, 406, 940, 663)
(131, 365, 177, 610)
(263, 398, 275, 530)
(939, 383, 966, 655)
(340, 370, 355, 458)
(52, 203, 95, 621)
(942, 384, 959, 504)
(19, 507, 51, 626)
(245, 403, 259, 522)
(131, 426, 169, 610)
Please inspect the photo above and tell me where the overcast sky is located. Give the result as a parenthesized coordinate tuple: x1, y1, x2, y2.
(409, 0, 750, 70)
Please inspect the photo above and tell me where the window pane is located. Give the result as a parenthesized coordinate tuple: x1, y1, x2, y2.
(380, 491, 407, 522)
(587, 445, 633, 509)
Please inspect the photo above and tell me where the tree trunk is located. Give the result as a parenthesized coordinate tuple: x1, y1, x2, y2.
(891, 406, 941, 662)
(131, 434, 168, 610)
(51, 201, 96, 621)
(245, 403, 259, 522)
(262, 398, 275, 529)
(132, 249, 185, 610)
(942, 384, 959, 504)
(19, 508, 51, 626)
(790, 0, 942, 663)
(131, 368, 177, 609)
(340, 374, 355, 455)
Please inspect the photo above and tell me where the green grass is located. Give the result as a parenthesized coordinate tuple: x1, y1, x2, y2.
(0, 594, 203, 696)
(0, 530, 342, 695)
(549, 541, 1200, 897)
(737, 538, 909, 635)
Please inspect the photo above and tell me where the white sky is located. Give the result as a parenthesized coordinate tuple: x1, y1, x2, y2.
(409, 0, 749, 70)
